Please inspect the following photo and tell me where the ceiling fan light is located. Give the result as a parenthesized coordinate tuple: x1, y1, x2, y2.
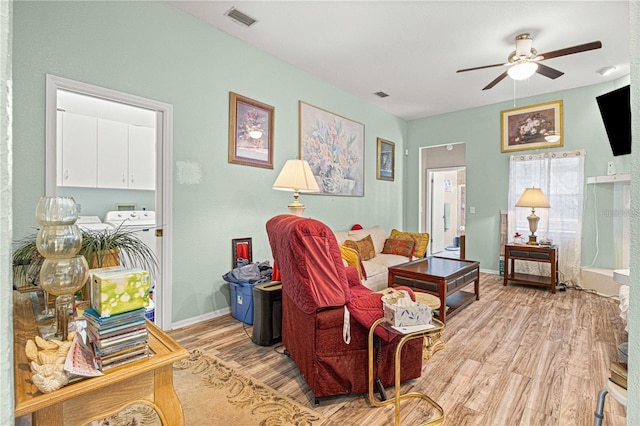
(508, 62, 538, 80)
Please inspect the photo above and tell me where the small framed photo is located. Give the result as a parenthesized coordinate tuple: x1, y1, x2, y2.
(501, 100, 563, 153)
(232, 237, 252, 269)
(228, 92, 274, 169)
(376, 138, 395, 181)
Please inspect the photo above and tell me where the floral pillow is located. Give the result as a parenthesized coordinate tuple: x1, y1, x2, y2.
(389, 229, 430, 258)
(344, 235, 376, 261)
(381, 238, 416, 259)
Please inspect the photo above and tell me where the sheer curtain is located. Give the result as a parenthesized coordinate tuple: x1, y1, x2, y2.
(507, 150, 585, 285)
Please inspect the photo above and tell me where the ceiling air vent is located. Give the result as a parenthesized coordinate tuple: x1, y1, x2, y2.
(224, 7, 258, 27)
(374, 91, 389, 98)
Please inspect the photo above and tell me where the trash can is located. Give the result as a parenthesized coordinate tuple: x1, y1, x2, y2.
(252, 281, 282, 346)
(230, 282, 257, 325)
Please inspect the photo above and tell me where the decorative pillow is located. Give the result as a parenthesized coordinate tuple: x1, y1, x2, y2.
(344, 235, 376, 261)
(339, 245, 367, 279)
(390, 229, 430, 258)
(381, 238, 416, 259)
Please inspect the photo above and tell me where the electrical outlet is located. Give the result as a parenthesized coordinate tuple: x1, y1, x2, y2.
(607, 161, 616, 175)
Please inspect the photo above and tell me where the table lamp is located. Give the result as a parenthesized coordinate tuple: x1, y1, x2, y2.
(272, 159, 319, 216)
(515, 187, 550, 245)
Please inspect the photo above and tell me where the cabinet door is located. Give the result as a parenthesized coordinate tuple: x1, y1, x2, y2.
(56, 111, 63, 187)
(128, 125, 156, 190)
(61, 112, 98, 187)
(97, 118, 129, 189)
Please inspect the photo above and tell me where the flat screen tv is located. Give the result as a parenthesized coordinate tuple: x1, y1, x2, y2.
(596, 85, 631, 156)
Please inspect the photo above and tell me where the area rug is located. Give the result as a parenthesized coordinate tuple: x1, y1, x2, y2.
(95, 349, 326, 425)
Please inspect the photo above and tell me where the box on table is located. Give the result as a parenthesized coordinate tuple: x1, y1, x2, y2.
(383, 300, 432, 327)
(92, 268, 150, 317)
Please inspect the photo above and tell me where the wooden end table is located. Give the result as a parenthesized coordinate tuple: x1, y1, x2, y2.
(14, 291, 189, 425)
(388, 257, 480, 323)
(503, 244, 558, 293)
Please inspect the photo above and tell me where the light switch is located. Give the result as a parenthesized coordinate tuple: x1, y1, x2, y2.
(469, 206, 476, 214)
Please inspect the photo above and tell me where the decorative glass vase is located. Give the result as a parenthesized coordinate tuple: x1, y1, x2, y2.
(35, 196, 88, 340)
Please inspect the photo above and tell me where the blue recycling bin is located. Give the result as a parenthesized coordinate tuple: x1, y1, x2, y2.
(230, 282, 257, 324)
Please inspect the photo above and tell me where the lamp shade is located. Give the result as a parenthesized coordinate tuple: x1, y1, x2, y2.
(515, 187, 550, 208)
(273, 159, 319, 193)
(507, 62, 538, 80)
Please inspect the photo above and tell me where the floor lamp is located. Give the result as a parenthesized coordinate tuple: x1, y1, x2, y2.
(515, 187, 550, 245)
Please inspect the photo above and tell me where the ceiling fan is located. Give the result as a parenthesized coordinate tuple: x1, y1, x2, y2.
(457, 33, 602, 90)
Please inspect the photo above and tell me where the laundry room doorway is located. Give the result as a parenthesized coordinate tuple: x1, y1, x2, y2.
(419, 143, 466, 257)
(44, 75, 174, 330)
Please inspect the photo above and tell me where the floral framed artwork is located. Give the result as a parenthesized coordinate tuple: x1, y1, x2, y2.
(501, 100, 563, 153)
(299, 101, 365, 196)
(376, 138, 395, 181)
(228, 92, 274, 169)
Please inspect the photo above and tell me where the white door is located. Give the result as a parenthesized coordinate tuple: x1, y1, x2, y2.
(430, 172, 446, 253)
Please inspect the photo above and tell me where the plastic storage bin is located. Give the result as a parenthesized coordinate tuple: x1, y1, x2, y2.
(230, 282, 256, 324)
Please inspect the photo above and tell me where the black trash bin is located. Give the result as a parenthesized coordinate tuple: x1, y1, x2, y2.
(252, 281, 282, 346)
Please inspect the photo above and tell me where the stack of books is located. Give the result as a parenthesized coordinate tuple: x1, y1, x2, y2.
(84, 307, 149, 371)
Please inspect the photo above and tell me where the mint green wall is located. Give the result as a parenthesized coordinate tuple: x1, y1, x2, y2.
(407, 78, 631, 272)
(12, 1, 407, 323)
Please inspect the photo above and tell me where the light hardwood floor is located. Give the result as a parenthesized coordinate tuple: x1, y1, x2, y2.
(169, 274, 627, 425)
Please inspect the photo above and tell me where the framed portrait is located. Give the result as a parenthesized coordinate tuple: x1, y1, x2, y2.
(299, 101, 365, 196)
(501, 100, 563, 153)
(376, 138, 395, 181)
(228, 92, 274, 169)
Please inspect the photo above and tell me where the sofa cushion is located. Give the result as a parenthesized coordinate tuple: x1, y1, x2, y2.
(382, 238, 415, 258)
(339, 245, 366, 279)
(390, 229, 430, 258)
(347, 226, 388, 253)
(344, 235, 376, 261)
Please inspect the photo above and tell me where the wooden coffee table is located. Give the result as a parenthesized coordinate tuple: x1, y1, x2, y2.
(388, 256, 480, 323)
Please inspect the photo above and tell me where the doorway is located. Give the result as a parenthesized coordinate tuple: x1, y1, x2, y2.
(419, 143, 466, 257)
(45, 75, 174, 330)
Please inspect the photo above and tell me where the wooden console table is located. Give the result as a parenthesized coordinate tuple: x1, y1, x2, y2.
(13, 291, 188, 425)
(503, 244, 558, 293)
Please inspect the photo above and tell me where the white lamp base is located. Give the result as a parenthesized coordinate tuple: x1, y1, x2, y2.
(288, 204, 305, 216)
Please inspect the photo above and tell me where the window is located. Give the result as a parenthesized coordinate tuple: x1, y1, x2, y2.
(508, 150, 585, 285)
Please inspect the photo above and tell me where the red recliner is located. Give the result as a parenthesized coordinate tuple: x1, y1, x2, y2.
(266, 214, 423, 400)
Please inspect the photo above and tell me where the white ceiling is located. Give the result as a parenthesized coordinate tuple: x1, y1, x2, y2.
(167, 1, 630, 120)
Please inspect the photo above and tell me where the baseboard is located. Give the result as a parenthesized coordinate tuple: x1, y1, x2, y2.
(580, 267, 621, 298)
(171, 307, 231, 330)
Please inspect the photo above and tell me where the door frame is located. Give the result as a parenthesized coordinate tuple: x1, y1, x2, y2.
(44, 74, 174, 330)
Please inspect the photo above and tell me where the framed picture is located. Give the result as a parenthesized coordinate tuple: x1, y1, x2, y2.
(501, 100, 563, 153)
(299, 101, 365, 196)
(376, 138, 395, 181)
(228, 92, 274, 169)
(231, 237, 252, 269)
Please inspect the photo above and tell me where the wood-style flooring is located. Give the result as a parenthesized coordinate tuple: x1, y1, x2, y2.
(168, 273, 627, 425)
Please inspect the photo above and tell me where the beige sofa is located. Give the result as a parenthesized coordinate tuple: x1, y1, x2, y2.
(333, 226, 428, 291)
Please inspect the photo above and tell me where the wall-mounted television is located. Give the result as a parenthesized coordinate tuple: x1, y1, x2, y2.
(596, 85, 631, 156)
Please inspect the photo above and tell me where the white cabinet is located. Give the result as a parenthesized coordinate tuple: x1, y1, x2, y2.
(60, 111, 98, 188)
(97, 118, 129, 188)
(128, 125, 156, 190)
(59, 112, 155, 190)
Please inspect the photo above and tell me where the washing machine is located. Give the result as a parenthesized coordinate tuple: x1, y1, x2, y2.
(76, 215, 115, 232)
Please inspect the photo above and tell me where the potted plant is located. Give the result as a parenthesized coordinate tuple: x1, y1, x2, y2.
(13, 224, 158, 291)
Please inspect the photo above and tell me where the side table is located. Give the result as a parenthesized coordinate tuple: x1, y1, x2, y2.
(367, 317, 445, 426)
(503, 244, 558, 293)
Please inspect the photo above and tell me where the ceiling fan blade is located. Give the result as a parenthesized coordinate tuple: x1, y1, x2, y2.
(536, 63, 564, 79)
(457, 63, 506, 73)
(538, 41, 602, 61)
(483, 71, 509, 90)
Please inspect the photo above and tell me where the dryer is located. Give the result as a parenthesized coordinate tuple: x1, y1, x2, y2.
(104, 210, 157, 260)
(76, 215, 115, 232)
